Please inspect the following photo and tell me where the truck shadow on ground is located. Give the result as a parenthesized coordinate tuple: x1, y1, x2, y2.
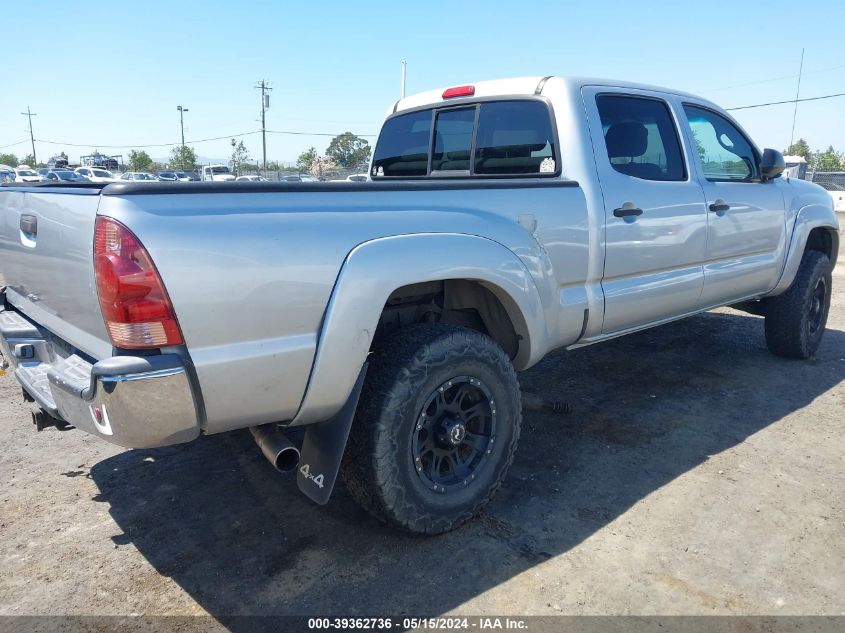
(89, 310, 845, 619)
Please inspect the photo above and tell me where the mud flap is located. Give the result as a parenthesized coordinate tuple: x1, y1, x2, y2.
(297, 362, 368, 505)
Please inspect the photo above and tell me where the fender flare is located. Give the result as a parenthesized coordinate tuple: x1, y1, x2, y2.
(290, 233, 548, 425)
(769, 203, 840, 296)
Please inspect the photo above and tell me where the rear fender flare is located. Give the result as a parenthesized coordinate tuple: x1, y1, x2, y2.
(291, 233, 547, 426)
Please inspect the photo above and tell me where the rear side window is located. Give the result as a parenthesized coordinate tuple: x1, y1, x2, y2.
(372, 110, 431, 177)
(596, 95, 686, 181)
(372, 99, 558, 178)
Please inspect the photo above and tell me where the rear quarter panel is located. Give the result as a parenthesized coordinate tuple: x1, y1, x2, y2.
(99, 184, 589, 433)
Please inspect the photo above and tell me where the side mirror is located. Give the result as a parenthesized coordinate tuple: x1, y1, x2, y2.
(760, 148, 785, 181)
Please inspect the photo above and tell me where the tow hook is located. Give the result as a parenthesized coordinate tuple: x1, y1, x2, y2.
(31, 409, 72, 432)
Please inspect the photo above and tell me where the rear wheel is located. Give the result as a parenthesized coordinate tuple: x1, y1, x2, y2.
(341, 324, 521, 534)
(764, 250, 832, 359)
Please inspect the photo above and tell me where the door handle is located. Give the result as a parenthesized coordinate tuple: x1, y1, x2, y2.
(613, 207, 643, 218)
(709, 202, 730, 213)
(20, 214, 37, 235)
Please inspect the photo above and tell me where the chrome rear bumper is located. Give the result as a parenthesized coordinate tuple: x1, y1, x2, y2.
(0, 300, 200, 448)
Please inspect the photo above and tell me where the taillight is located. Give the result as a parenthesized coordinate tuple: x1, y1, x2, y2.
(442, 85, 475, 99)
(93, 216, 183, 349)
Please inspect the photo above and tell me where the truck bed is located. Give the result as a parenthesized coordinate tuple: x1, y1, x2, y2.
(1, 179, 589, 436)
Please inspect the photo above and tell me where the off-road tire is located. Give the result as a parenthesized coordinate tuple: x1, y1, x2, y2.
(764, 250, 832, 359)
(341, 324, 521, 534)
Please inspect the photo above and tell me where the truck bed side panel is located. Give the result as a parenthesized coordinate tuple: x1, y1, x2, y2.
(98, 184, 588, 433)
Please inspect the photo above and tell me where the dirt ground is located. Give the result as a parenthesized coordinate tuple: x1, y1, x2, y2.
(0, 236, 843, 621)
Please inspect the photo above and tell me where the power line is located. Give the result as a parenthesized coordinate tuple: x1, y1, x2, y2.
(698, 62, 845, 94)
(36, 130, 263, 149)
(0, 139, 29, 150)
(24, 128, 376, 151)
(266, 129, 377, 137)
(725, 91, 845, 111)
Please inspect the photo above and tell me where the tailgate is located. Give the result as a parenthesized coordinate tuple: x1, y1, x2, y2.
(0, 186, 111, 359)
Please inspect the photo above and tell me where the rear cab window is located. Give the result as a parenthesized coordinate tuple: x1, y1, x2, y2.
(595, 94, 687, 182)
(372, 99, 559, 179)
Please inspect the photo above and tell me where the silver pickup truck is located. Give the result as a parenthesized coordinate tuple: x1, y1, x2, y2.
(0, 76, 838, 534)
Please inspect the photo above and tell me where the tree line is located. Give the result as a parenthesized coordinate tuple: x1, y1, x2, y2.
(783, 139, 845, 171)
(296, 132, 372, 177)
(124, 131, 372, 176)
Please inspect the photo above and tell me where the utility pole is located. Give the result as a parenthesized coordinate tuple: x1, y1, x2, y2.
(254, 80, 272, 174)
(21, 106, 37, 165)
(789, 48, 804, 149)
(176, 105, 189, 148)
(401, 60, 407, 99)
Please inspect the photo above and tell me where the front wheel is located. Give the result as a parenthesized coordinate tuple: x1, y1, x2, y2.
(764, 250, 832, 359)
(341, 324, 522, 534)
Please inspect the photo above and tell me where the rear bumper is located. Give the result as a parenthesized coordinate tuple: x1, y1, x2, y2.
(0, 299, 200, 448)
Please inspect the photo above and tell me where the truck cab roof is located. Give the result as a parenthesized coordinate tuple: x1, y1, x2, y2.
(392, 75, 720, 115)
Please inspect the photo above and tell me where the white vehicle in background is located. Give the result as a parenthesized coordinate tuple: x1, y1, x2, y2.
(782, 155, 808, 180)
(280, 173, 320, 182)
(119, 172, 158, 182)
(201, 165, 236, 181)
(13, 167, 41, 183)
(75, 167, 119, 183)
(235, 175, 268, 182)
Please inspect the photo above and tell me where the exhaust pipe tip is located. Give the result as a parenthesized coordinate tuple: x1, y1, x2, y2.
(250, 425, 300, 473)
(272, 444, 301, 473)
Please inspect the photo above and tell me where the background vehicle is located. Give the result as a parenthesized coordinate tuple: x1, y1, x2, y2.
(75, 167, 119, 183)
(280, 173, 319, 182)
(119, 172, 158, 182)
(41, 170, 88, 182)
(13, 168, 41, 183)
(0, 168, 14, 184)
(156, 172, 180, 181)
(201, 165, 235, 181)
(0, 76, 838, 535)
(235, 175, 267, 182)
(80, 152, 121, 171)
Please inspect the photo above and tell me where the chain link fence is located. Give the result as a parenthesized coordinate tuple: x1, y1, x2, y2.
(807, 170, 845, 191)
(807, 170, 845, 212)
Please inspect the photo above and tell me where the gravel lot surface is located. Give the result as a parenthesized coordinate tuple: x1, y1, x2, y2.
(0, 236, 843, 621)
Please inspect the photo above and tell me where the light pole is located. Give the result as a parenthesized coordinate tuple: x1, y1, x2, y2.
(254, 80, 272, 175)
(176, 105, 188, 148)
(231, 138, 237, 176)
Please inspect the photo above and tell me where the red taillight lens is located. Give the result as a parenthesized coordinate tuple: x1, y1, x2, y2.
(442, 85, 475, 99)
(94, 216, 183, 349)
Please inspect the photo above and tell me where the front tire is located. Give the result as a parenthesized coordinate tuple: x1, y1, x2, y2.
(764, 250, 832, 359)
(341, 324, 521, 534)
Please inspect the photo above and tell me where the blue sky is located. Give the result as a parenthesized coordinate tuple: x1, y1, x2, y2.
(2, 0, 844, 166)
